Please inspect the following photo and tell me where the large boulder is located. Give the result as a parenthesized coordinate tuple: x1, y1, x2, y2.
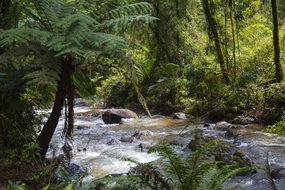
(187, 133, 252, 167)
(102, 109, 138, 124)
(230, 116, 256, 125)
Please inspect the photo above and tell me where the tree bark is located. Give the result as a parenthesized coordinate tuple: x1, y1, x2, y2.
(201, 0, 230, 84)
(271, 0, 284, 82)
(229, 0, 236, 79)
(38, 65, 67, 158)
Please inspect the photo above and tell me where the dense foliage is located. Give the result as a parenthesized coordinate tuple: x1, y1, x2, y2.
(1, 0, 285, 189)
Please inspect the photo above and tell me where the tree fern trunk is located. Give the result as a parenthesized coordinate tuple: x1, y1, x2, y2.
(38, 66, 67, 158)
(66, 62, 75, 138)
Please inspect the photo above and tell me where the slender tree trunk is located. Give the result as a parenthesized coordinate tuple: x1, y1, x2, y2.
(229, 0, 236, 79)
(224, 1, 230, 73)
(38, 64, 67, 158)
(201, 0, 230, 84)
(271, 0, 284, 82)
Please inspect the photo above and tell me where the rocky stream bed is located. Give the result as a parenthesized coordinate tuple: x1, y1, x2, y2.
(43, 101, 285, 189)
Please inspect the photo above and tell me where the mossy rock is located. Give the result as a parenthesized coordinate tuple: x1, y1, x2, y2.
(187, 133, 252, 167)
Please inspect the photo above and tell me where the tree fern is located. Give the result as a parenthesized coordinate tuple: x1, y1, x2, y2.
(0, 0, 156, 157)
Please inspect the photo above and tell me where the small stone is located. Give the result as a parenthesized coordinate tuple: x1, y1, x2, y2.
(107, 139, 120, 145)
(138, 143, 148, 152)
(225, 130, 235, 139)
(133, 130, 154, 139)
(203, 123, 211, 128)
(173, 112, 187, 119)
(120, 136, 134, 143)
(172, 112, 194, 120)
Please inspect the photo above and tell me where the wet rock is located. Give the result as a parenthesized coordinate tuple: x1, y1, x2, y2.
(138, 143, 148, 152)
(214, 121, 244, 134)
(187, 135, 214, 151)
(214, 121, 232, 131)
(203, 123, 211, 128)
(76, 125, 89, 130)
(271, 165, 285, 179)
(167, 135, 191, 147)
(107, 139, 120, 145)
(133, 130, 154, 139)
(172, 112, 187, 119)
(214, 143, 252, 167)
(74, 98, 87, 107)
(102, 108, 138, 124)
(172, 112, 194, 120)
(187, 128, 207, 151)
(230, 116, 256, 125)
(187, 135, 252, 167)
(52, 161, 85, 184)
(120, 136, 134, 143)
(151, 114, 165, 119)
(225, 130, 235, 139)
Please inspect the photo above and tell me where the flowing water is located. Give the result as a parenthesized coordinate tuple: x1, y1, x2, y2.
(44, 102, 285, 189)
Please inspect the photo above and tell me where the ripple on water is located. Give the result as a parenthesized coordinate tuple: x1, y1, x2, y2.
(45, 105, 285, 188)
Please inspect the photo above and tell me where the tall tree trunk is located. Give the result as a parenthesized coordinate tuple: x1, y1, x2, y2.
(229, 0, 236, 79)
(201, 0, 230, 84)
(38, 64, 67, 158)
(271, 0, 284, 82)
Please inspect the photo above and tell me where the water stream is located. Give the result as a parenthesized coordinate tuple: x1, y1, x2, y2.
(44, 103, 285, 189)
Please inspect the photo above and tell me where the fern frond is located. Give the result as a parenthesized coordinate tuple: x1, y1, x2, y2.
(57, 13, 99, 31)
(148, 142, 186, 187)
(89, 0, 121, 19)
(0, 28, 50, 47)
(87, 32, 127, 51)
(97, 15, 157, 31)
(98, 2, 154, 21)
(25, 62, 61, 88)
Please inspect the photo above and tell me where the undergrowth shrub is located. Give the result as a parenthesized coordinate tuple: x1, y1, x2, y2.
(265, 116, 285, 135)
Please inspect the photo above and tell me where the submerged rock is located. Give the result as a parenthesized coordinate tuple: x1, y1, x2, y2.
(120, 136, 134, 143)
(107, 139, 120, 145)
(133, 130, 154, 139)
(102, 108, 138, 124)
